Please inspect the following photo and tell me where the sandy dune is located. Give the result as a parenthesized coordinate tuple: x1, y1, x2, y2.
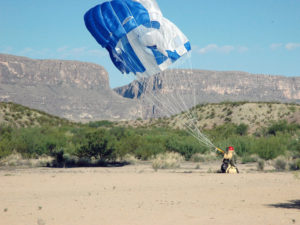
(0, 163, 300, 225)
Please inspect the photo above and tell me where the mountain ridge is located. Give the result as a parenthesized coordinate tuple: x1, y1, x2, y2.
(1, 53, 299, 121)
(115, 69, 300, 117)
(0, 53, 141, 121)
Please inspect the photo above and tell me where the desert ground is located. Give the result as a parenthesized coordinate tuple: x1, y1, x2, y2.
(0, 162, 300, 225)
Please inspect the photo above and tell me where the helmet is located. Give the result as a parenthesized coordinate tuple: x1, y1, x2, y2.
(228, 146, 234, 151)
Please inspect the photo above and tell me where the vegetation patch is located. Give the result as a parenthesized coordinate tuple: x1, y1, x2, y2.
(0, 102, 299, 170)
(152, 152, 184, 170)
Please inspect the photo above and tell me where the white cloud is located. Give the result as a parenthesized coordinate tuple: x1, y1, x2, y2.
(197, 44, 248, 54)
(237, 46, 249, 53)
(285, 42, 300, 50)
(198, 44, 218, 54)
(219, 45, 235, 53)
(270, 43, 282, 50)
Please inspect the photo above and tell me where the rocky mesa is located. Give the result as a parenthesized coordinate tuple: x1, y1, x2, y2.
(0, 54, 141, 121)
(115, 69, 300, 117)
(1, 53, 299, 121)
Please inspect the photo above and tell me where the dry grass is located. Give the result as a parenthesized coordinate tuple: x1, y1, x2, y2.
(190, 152, 219, 163)
(0, 153, 52, 167)
(120, 154, 141, 165)
(152, 152, 184, 171)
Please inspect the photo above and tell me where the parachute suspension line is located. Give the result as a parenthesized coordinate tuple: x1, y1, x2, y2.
(112, 44, 215, 149)
(105, 1, 192, 123)
(168, 53, 216, 149)
(147, 59, 212, 148)
(84, 1, 215, 149)
(115, 52, 215, 149)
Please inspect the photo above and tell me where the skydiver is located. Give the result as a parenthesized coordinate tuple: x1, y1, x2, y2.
(220, 146, 239, 173)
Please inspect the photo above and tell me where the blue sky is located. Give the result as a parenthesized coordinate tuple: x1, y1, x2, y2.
(1, 0, 300, 88)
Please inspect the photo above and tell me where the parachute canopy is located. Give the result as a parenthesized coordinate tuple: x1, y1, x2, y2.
(84, 0, 191, 76)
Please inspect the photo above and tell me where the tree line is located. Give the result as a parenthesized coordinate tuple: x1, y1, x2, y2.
(0, 120, 299, 168)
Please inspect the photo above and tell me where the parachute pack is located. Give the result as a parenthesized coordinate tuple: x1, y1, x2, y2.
(84, 0, 191, 76)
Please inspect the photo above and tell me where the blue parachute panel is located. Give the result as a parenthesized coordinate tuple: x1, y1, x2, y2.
(148, 46, 168, 65)
(123, 0, 151, 27)
(184, 41, 192, 51)
(84, 0, 191, 76)
(166, 50, 181, 62)
(111, 0, 138, 33)
(120, 36, 146, 73)
(84, 7, 109, 47)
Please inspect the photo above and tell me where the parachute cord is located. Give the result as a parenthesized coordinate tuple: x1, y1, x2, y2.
(113, 49, 216, 149)
(165, 55, 213, 147)
(104, 3, 215, 149)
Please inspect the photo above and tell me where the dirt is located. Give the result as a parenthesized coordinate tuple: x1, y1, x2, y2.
(0, 162, 299, 225)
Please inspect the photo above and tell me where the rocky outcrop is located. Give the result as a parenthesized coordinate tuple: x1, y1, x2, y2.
(0, 54, 142, 121)
(115, 69, 300, 117)
(1, 53, 299, 121)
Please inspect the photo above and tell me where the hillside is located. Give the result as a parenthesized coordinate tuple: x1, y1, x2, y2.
(2, 101, 299, 133)
(116, 102, 300, 133)
(0, 102, 74, 127)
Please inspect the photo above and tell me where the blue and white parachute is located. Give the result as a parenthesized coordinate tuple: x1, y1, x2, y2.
(84, 0, 191, 76)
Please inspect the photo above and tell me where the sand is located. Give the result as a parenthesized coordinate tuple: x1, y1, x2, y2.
(0, 163, 300, 225)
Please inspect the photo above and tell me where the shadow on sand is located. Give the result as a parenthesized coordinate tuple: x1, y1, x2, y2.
(48, 159, 130, 168)
(268, 200, 300, 210)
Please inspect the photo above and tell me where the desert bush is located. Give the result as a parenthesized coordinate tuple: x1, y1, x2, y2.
(257, 159, 265, 171)
(121, 154, 140, 164)
(134, 140, 165, 160)
(236, 123, 249, 136)
(165, 136, 205, 160)
(190, 153, 218, 162)
(267, 120, 299, 136)
(274, 157, 287, 171)
(75, 129, 117, 161)
(289, 159, 300, 171)
(241, 154, 259, 164)
(252, 136, 287, 160)
(152, 152, 184, 170)
(12, 127, 67, 157)
(0, 125, 14, 159)
(88, 120, 114, 128)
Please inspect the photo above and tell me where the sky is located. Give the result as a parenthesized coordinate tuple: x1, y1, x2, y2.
(1, 0, 300, 88)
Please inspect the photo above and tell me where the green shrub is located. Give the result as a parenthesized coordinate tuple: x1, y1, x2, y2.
(0, 125, 14, 159)
(190, 153, 218, 162)
(267, 120, 299, 136)
(252, 136, 287, 160)
(12, 127, 67, 157)
(236, 123, 249, 136)
(165, 136, 205, 160)
(88, 120, 114, 128)
(241, 154, 259, 164)
(75, 129, 117, 161)
(289, 159, 300, 171)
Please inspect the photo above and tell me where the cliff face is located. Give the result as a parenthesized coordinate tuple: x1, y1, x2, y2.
(115, 69, 300, 117)
(1, 53, 299, 121)
(0, 54, 142, 121)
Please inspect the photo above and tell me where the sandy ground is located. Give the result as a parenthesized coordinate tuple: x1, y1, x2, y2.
(0, 162, 300, 225)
